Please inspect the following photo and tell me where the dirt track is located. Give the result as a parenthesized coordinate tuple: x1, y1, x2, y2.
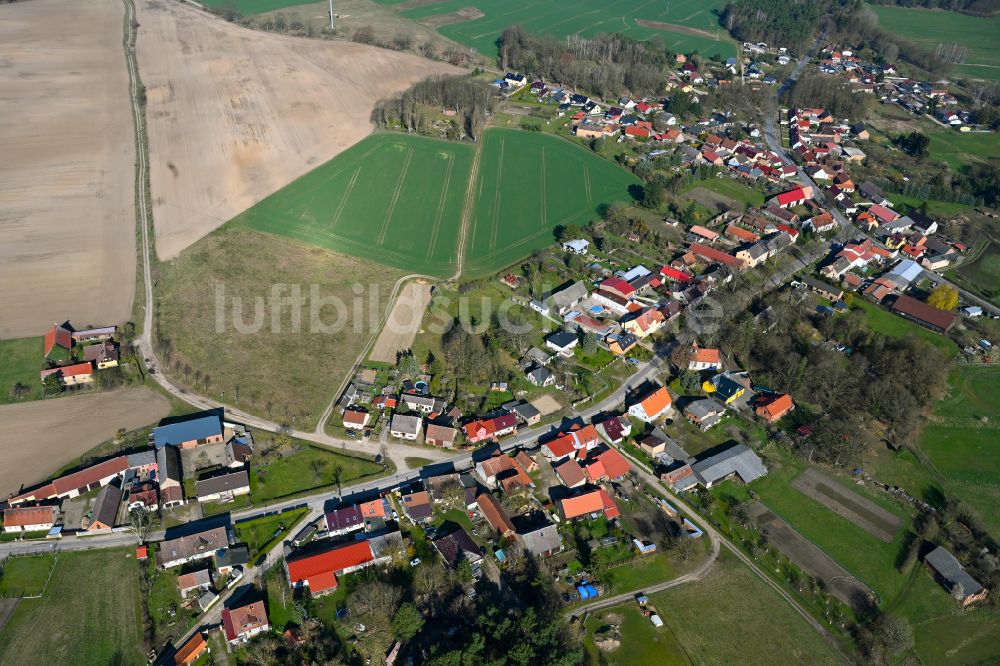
(0, 388, 170, 498)
(369, 282, 432, 363)
(0, 0, 135, 339)
(137, 0, 462, 259)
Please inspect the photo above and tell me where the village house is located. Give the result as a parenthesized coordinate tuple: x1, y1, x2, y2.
(401, 489, 433, 523)
(40, 362, 94, 386)
(222, 600, 270, 646)
(342, 409, 370, 430)
(433, 528, 483, 569)
(683, 398, 727, 431)
(800, 276, 843, 301)
(215, 546, 249, 575)
(627, 385, 673, 422)
(514, 516, 563, 557)
(688, 344, 721, 371)
(173, 633, 209, 666)
(389, 414, 423, 441)
(462, 413, 518, 444)
(554, 459, 587, 488)
(157, 526, 231, 568)
(2, 505, 57, 533)
(560, 489, 620, 521)
(541, 425, 600, 461)
(177, 569, 213, 596)
(545, 281, 589, 316)
(195, 470, 250, 503)
(476, 492, 515, 538)
(157, 445, 185, 509)
(622, 307, 665, 339)
(475, 453, 532, 491)
(595, 415, 631, 444)
(544, 330, 579, 357)
(425, 423, 457, 448)
(82, 339, 120, 369)
(755, 393, 795, 423)
(562, 239, 590, 255)
(703, 371, 751, 405)
(286, 540, 385, 595)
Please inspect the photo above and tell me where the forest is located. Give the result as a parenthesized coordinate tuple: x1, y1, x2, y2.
(371, 75, 497, 140)
(497, 26, 673, 98)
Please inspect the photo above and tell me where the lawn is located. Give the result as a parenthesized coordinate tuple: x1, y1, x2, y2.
(379, 0, 737, 59)
(155, 225, 406, 430)
(252, 440, 387, 503)
(0, 549, 145, 665)
(235, 507, 310, 560)
(404, 456, 435, 468)
(144, 559, 198, 646)
(238, 133, 475, 279)
(683, 177, 766, 209)
(650, 550, 842, 665)
(583, 603, 690, 666)
(918, 365, 1000, 537)
(852, 299, 958, 357)
(869, 5, 1000, 82)
(951, 238, 1000, 304)
(0, 337, 43, 404)
(0, 554, 55, 597)
(464, 129, 640, 276)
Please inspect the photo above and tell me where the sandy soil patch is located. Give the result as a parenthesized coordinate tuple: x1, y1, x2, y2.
(747, 501, 873, 609)
(791, 468, 903, 542)
(0, 388, 170, 498)
(418, 7, 484, 28)
(0, 0, 135, 339)
(137, 0, 462, 260)
(531, 394, 562, 416)
(369, 282, 433, 364)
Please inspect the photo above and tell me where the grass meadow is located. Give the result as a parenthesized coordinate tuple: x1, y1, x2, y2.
(378, 0, 737, 58)
(155, 226, 405, 430)
(583, 603, 690, 666)
(0, 550, 145, 665)
(0, 337, 43, 404)
(918, 365, 1000, 537)
(200, 0, 313, 13)
(0, 554, 55, 597)
(235, 507, 309, 560)
(951, 239, 1000, 304)
(870, 5, 1000, 82)
(650, 550, 843, 665)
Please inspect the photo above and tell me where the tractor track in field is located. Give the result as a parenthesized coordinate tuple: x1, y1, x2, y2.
(488, 138, 505, 252)
(377, 147, 413, 245)
(425, 152, 455, 261)
(451, 134, 484, 279)
(330, 166, 361, 231)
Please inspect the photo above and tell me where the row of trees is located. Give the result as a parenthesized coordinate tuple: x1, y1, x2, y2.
(866, 0, 1000, 15)
(497, 26, 675, 98)
(371, 75, 497, 141)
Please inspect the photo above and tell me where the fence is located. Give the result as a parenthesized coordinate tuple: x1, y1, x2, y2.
(0, 550, 60, 599)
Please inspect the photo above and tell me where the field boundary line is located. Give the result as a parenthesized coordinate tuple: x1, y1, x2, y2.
(453, 136, 485, 279)
(377, 148, 413, 245)
(489, 138, 505, 252)
(425, 152, 455, 261)
(584, 167, 592, 204)
(330, 167, 361, 232)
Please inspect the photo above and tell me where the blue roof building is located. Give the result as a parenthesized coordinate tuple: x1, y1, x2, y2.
(153, 412, 224, 449)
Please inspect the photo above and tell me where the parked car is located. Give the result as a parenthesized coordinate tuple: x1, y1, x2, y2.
(409, 557, 422, 567)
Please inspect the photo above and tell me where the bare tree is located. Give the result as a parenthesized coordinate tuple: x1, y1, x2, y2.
(128, 506, 152, 542)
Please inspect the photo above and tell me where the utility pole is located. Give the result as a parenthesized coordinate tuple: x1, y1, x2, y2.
(328, 0, 334, 31)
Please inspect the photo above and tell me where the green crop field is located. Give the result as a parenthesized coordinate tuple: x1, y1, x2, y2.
(240, 129, 639, 278)
(200, 0, 313, 14)
(378, 0, 736, 59)
(870, 5, 1000, 82)
(919, 365, 1000, 537)
(0, 550, 145, 665)
(239, 134, 475, 278)
(952, 239, 1000, 304)
(464, 129, 640, 276)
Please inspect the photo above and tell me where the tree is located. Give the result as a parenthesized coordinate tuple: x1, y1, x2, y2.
(896, 131, 930, 158)
(333, 464, 343, 498)
(391, 602, 425, 641)
(128, 506, 152, 542)
(397, 352, 421, 378)
(8, 382, 28, 401)
(871, 613, 914, 654)
(580, 332, 598, 354)
(42, 373, 63, 396)
(927, 284, 959, 311)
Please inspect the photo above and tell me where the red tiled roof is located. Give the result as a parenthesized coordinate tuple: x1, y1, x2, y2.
(476, 492, 515, 536)
(775, 188, 809, 206)
(600, 277, 635, 297)
(689, 243, 742, 268)
(637, 386, 672, 418)
(287, 541, 374, 589)
(691, 346, 720, 365)
(44, 325, 72, 356)
(359, 498, 386, 518)
(755, 393, 794, 422)
(659, 266, 693, 282)
(554, 459, 587, 487)
(2, 505, 55, 528)
(222, 601, 268, 642)
(725, 223, 760, 243)
(40, 362, 93, 380)
(594, 448, 632, 480)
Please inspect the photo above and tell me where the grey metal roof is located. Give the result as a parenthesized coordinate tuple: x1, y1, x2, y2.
(691, 444, 767, 485)
(195, 470, 250, 497)
(801, 276, 842, 296)
(546, 330, 578, 349)
(156, 445, 182, 483)
(512, 403, 540, 421)
(91, 483, 122, 528)
(126, 450, 157, 468)
(546, 281, 588, 311)
(215, 545, 249, 568)
(684, 398, 726, 420)
(390, 414, 422, 435)
(925, 546, 984, 596)
(527, 367, 553, 385)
